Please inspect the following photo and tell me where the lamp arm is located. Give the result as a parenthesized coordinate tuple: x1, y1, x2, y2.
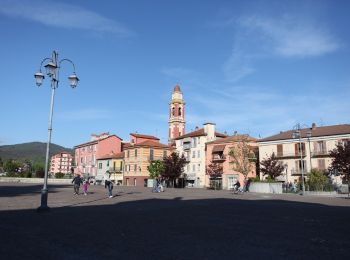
(59, 59, 77, 73)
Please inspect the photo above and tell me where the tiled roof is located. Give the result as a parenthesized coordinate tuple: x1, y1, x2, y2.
(130, 133, 160, 140)
(74, 134, 122, 148)
(174, 128, 228, 140)
(259, 124, 350, 142)
(207, 134, 257, 145)
(124, 140, 172, 149)
(97, 152, 124, 160)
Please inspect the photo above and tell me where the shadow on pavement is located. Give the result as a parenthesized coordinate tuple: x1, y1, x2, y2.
(0, 184, 71, 197)
(0, 196, 349, 259)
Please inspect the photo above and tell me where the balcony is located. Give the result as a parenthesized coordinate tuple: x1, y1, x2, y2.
(148, 156, 166, 162)
(311, 150, 329, 157)
(109, 167, 123, 174)
(291, 169, 308, 176)
(212, 154, 226, 162)
(275, 151, 306, 159)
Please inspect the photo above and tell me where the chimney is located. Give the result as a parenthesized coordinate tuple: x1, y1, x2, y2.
(312, 123, 316, 130)
(195, 126, 199, 130)
(234, 131, 237, 136)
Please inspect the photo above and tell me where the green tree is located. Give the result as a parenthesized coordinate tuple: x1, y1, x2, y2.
(307, 169, 329, 191)
(147, 160, 165, 179)
(4, 159, 21, 173)
(260, 153, 285, 180)
(161, 152, 187, 187)
(329, 142, 350, 196)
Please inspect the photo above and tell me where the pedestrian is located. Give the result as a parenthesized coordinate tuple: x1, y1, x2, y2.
(72, 174, 83, 195)
(243, 177, 248, 192)
(82, 179, 90, 195)
(104, 172, 113, 198)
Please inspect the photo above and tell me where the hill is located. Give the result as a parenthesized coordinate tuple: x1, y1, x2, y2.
(0, 142, 73, 165)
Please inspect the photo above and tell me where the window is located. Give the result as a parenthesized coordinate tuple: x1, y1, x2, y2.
(197, 150, 200, 158)
(295, 143, 305, 156)
(135, 149, 138, 158)
(172, 107, 175, 116)
(192, 151, 195, 158)
(134, 164, 137, 172)
(107, 160, 109, 167)
(98, 163, 102, 169)
(113, 161, 116, 170)
(277, 144, 283, 157)
(198, 164, 200, 171)
(178, 107, 182, 116)
(192, 164, 196, 172)
(198, 138, 200, 144)
(80, 157, 83, 163)
(127, 150, 130, 158)
(295, 160, 307, 173)
(150, 148, 154, 161)
(193, 138, 197, 148)
(120, 161, 123, 171)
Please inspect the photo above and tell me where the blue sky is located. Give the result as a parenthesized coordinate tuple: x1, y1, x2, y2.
(0, 0, 349, 148)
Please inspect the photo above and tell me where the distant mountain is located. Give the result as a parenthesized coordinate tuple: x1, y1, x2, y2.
(0, 142, 73, 165)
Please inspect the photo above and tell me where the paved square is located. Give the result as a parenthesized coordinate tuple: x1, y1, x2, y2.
(0, 182, 349, 259)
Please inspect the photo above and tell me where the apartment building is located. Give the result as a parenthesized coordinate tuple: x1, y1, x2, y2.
(123, 133, 173, 187)
(206, 135, 258, 190)
(97, 151, 124, 185)
(50, 151, 73, 175)
(174, 123, 227, 187)
(258, 123, 350, 184)
(74, 132, 122, 178)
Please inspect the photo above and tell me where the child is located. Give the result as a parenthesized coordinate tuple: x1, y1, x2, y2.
(83, 179, 90, 195)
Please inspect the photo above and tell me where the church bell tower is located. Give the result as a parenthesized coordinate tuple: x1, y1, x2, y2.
(168, 84, 185, 143)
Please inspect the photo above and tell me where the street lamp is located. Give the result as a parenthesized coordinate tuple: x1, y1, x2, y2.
(292, 123, 311, 195)
(35, 51, 79, 212)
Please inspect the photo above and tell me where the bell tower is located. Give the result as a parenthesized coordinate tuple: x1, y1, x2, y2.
(168, 84, 185, 143)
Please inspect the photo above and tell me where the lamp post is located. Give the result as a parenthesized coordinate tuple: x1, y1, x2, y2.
(292, 123, 305, 195)
(306, 131, 312, 171)
(35, 51, 79, 212)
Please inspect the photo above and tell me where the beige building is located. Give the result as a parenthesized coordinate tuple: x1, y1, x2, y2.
(123, 133, 173, 187)
(50, 151, 73, 176)
(258, 124, 350, 184)
(174, 123, 227, 187)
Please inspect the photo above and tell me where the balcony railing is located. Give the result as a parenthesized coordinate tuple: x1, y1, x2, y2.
(109, 167, 123, 173)
(212, 155, 226, 162)
(311, 150, 329, 157)
(291, 169, 308, 175)
(276, 151, 306, 158)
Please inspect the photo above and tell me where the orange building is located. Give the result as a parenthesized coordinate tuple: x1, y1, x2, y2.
(123, 133, 174, 187)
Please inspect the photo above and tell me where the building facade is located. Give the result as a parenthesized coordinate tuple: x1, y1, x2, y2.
(74, 132, 122, 178)
(50, 151, 73, 175)
(206, 135, 258, 190)
(258, 124, 350, 185)
(174, 123, 227, 187)
(123, 133, 173, 187)
(168, 84, 185, 143)
(97, 152, 124, 185)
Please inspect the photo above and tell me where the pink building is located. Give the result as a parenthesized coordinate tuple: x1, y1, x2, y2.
(74, 132, 122, 177)
(50, 152, 73, 175)
(205, 135, 258, 190)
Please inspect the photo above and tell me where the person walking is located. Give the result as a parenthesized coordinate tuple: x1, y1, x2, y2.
(82, 179, 90, 195)
(72, 174, 83, 195)
(104, 172, 113, 198)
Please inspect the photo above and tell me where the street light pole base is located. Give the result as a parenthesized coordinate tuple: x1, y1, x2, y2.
(37, 188, 50, 213)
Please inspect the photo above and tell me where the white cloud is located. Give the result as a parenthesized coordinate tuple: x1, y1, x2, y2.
(239, 15, 339, 58)
(0, 0, 133, 37)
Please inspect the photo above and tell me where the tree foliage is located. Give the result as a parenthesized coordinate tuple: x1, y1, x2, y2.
(228, 135, 256, 178)
(147, 160, 165, 179)
(260, 153, 285, 179)
(329, 142, 350, 195)
(206, 162, 223, 179)
(161, 152, 187, 181)
(307, 169, 329, 191)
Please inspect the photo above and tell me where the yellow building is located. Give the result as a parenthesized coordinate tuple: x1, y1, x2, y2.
(123, 133, 174, 187)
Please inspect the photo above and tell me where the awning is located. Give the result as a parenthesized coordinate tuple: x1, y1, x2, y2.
(212, 145, 226, 153)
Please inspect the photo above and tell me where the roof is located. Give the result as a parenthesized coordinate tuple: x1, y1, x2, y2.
(124, 140, 172, 149)
(259, 124, 350, 142)
(97, 152, 124, 160)
(74, 134, 122, 148)
(174, 128, 228, 140)
(207, 134, 258, 145)
(173, 84, 181, 92)
(212, 144, 226, 152)
(130, 133, 160, 140)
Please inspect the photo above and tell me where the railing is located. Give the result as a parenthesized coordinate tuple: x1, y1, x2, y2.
(290, 169, 308, 175)
(148, 156, 166, 161)
(311, 150, 329, 157)
(212, 155, 226, 161)
(275, 151, 306, 158)
(109, 167, 123, 173)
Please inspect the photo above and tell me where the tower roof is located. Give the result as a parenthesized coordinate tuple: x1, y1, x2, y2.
(173, 84, 181, 93)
